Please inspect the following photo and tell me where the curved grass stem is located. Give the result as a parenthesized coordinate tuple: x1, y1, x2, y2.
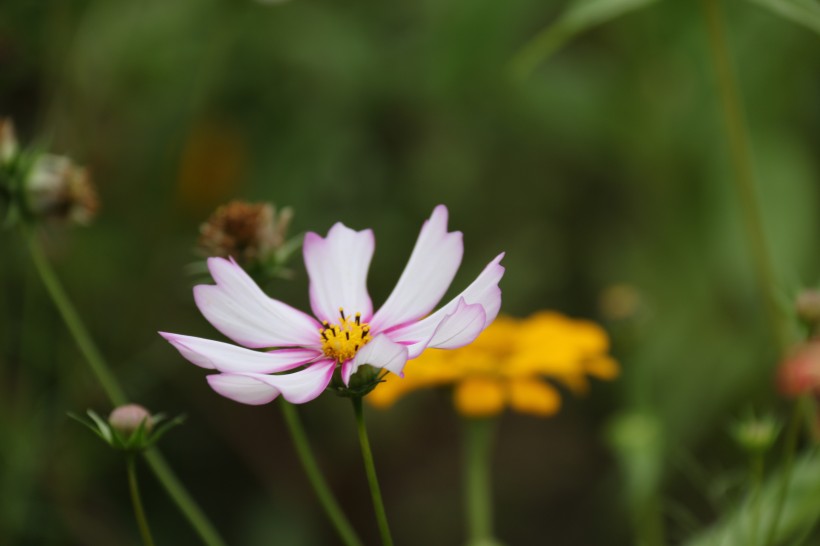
(23, 225, 226, 546)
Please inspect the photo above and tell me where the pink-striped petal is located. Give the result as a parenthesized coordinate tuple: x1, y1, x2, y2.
(349, 334, 409, 380)
(387, 253, 505, 357)
(370, 205, 463, 331)
(304, 224, 375, 323)
(160, 332, 321, 373)
(425, 298, 487, 350)
(195, 257, 320, 348)
(206, 360, 336, 405)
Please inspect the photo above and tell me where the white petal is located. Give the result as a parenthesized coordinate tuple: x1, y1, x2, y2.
(350, 334, 409, 378)
(387, 253, 505, 357)
(426, 298, 487, 349)
(195, 257, 320, 348)
(206, 360, 336, 405)
(206, 374, 280, 405)
(370, 205, 463, 331)
(160, 332, 321, 373)
(303, 224, 374, 323)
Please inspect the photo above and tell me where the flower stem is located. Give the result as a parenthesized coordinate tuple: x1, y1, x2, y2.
(463, 417, 498, 546)
(763, 397, 805, 546)
(279, 399, 363, 546)
(24, 225, 128, 405)
(749, 453, 764, 546)
(127, 456, 156, 546)
(699, 0, 786, 349)
(351, 397, 393, 546)
(22, 225, 226, 546)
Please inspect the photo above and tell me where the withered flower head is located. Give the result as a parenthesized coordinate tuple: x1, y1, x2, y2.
(198, 200, 293, 266)
(25, 154, 98, 224)
(0, 118, 18, 164)
(796, 289, 820, 333)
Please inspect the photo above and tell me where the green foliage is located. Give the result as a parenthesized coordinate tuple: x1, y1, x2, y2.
(511, 0, 660, 79)
(747, 0, 820, 37)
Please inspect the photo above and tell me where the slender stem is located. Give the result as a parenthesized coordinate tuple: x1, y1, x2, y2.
(700, 2, 806, 543)
(463, 417, 498, 546)
(142, 449, 225, 546)
(22, 225, 226, 546)
(24, 225, 127, 405)
(279, 399, 363, 546)
(127, 456, 156, 546)
(749, 454, 764, 546)
(700, 0, 786, 350)
(351, 397, 393, 546)
(764, 398, 805, 546)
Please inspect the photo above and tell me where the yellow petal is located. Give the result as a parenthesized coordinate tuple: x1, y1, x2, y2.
(453, 377, 506, 417)
(585, 356, 620, 380)
(508, 378, 561, 417)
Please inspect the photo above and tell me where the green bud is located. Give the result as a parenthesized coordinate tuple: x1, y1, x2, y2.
(730, 413, 781, 455)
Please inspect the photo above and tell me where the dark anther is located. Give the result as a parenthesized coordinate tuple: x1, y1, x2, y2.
(339, 309, 346, 320)
(345, 332, 350, 340)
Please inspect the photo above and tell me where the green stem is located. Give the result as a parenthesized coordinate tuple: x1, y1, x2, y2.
(351, 397, 393, 546)
(23, 225, 226, 546)
(750, 453, 764, 546)
(24, 225, 127, 405)
(127, 456, 156, 546)
(464, 417, 498, 546)
(700, 0, 786, 350)
(279, 399, 362, 546)
(763, 398, 805, 546)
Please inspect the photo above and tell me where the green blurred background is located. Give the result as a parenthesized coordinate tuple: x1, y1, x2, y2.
(1, 0, 819, 544)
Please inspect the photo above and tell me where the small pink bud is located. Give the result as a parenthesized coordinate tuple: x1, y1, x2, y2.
(778, 342, 820, 397)
(109, 404, 153, 437)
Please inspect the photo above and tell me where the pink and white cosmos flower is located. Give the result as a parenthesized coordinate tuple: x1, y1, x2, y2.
(160, 205, 504, 405)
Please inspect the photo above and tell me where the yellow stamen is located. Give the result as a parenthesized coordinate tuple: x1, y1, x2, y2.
(320, 308, 372, 362)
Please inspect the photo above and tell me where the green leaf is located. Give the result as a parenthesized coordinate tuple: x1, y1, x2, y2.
(747, 0, 820, 37)
(145, 414, 186, 448)
(86, 410, 114, 444)
(67, 412, 111, 444)
(684, 450, 820, 546)
(510, 0, 660, 80)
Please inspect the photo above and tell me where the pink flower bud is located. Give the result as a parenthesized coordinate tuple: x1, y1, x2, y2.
(109, 404, 153, 437)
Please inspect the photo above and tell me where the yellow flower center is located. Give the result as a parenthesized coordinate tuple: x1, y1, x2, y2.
(320, 308, 372, 363)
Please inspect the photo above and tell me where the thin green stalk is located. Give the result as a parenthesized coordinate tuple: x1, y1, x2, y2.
(700, 0, 786, 350)
(279, 399, 362, 546)
(749, 454, 764, 546)
(24, 225, 127, 405)
(463, 417, 498, 546)
(127, 456, 156, 546)
(700, 2, 805, 543)
(23, 225, 226, 546)
(763, 398, 805, 546)
(352, 397, 393, 546)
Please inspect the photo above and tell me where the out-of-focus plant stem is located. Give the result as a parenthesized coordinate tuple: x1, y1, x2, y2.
(764, 397, 807, 546)
(700, 0, 786, 350)
(279, 399, 363, 546)
(700, 1, 802, 543)
(127, 456, 155, 546)
(750, 453, 764, 546)
(352, 397, 393, 546)
(464, 417, 500, 546)
(23, 225, 227, 546)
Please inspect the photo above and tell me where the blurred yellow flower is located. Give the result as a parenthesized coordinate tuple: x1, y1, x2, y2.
(368, 312, 618, 417)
